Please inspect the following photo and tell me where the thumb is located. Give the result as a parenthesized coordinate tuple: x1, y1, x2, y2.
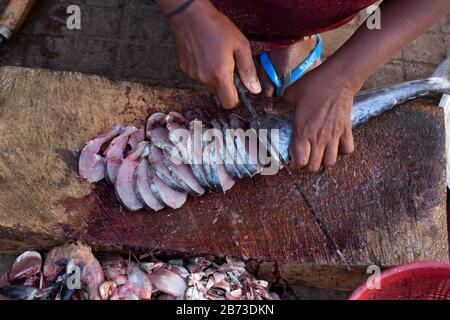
(258, 62, 275, 97)
(234, 44, 262, 94)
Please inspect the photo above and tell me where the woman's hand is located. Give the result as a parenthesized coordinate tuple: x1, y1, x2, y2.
(168, 0, 261, 108)
(278, 66, 358, 172)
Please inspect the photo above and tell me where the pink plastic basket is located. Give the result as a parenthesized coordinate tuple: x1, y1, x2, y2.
(349, 261, 450, 300)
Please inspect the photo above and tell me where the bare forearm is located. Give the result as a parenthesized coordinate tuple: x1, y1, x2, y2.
(324, 0, 450, 91)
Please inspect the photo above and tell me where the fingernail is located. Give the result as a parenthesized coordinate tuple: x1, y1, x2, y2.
(250, 78, 262, 93)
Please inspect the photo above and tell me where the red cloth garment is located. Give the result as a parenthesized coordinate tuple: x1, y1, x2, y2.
(210, 0, 378, 53)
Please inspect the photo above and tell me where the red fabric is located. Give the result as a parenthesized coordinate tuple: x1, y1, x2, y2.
(210, 0, 378, 53)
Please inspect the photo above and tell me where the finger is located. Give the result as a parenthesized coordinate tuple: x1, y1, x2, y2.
(179, 55, 188, 74)
(307, 142, 326, 172)
(268, 98, 295, 115)
(216, 72, 239, 109)
(323, 140, 339, 167)
(181, 48, 198, 81)
(175, 38, 187, 72)
(184, 55, 198, 81)
(339, 126, 355, 154)
(235, 44, 261, 94)
(176, 40, 192, 77)
(258, 63, 275, 97)
(289, 138, 311, 168)
(205, 82, 217, 96)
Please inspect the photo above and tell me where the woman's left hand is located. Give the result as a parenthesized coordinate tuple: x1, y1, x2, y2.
(277, 66, 358, 172)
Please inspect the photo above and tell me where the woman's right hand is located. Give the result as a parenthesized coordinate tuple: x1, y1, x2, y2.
(166, 0, 261, 108)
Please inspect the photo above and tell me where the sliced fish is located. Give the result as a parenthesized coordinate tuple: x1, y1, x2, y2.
(105, 126, 139, 185)
(134, 149, 166, 212)
(128, 127, 145, 150)
(149, 112, 205, 196)
(149, 124, 182, 163)
(148, 144, 185, 192)
(209, 147, 236, 193)
(79, 125, 124, 182)
(163, 151, 206, 196)
(149, 167, 188, 209)
(221, 119, 251, 178)
(214, 119, 241, 179)
(146, 112, 167, 131)
(166, 111, 191, 162)
(229, 115, 260, 176)
(245, 128, 263, 175)
(202, 126, 219, 190)
(146, 112, 170, 149)
(208, 120, 235, 192)
(115, 142, 149, 211)
(188, 120, 212, 190)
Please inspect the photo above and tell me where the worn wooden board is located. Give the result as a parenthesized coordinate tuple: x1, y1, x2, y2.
(0, 67, 448, 286)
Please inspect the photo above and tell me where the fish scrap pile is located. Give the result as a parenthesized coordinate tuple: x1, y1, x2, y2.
(79, 111, 273, 212)
(0, 242, 278, 300)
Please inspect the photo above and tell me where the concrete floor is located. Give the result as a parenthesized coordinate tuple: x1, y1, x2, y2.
(0, 255, 14, 274)
(0, 0, 448, 300)
(0, 0, 448, 89)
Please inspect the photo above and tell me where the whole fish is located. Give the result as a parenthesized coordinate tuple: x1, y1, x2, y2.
(79, 57, 450, 212)
(252, 57, 450, 163)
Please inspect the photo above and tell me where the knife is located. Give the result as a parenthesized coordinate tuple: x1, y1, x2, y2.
(0, 0, 35, 45)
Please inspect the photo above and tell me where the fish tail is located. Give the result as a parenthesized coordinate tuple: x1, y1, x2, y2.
(432, 57, 450, 80)
(431, 57, 450, 94)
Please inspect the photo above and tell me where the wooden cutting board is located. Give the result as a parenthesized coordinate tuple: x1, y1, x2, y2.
(0, 66, 448, 289)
